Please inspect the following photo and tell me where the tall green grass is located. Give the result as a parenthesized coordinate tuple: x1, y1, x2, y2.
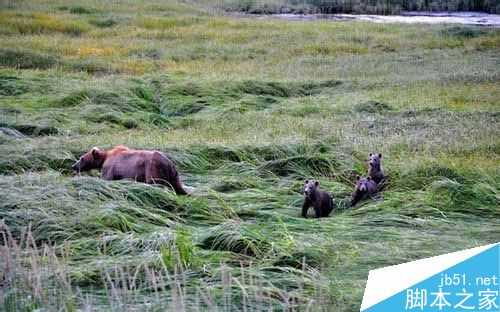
(0, 0, 499, 311)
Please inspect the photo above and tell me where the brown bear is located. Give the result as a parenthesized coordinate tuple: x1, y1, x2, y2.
(368, 153, 385, 184)
(301, 180, 333, 218)
(72, 145, 188, 195)
(351, 176, 378, 206)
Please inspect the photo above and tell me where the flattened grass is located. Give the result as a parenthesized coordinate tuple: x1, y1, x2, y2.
(0, 0, 499, 311)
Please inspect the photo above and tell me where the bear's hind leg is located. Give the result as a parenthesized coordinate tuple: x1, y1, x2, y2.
(314, 205, 321, 218)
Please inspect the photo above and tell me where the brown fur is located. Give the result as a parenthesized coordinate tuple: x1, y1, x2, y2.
(72, 145, 188, 195)
(368, 153, 385, 184)
(302, 180, 333, 218)
(351, 176, 378, 206)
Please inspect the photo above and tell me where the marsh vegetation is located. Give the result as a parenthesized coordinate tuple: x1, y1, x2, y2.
(0, 0, 499, 311)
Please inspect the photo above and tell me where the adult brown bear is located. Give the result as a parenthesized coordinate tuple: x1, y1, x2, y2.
(72, 145, 188, 195)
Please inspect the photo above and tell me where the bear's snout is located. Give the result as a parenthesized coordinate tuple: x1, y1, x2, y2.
(304, 186, 313, 196)
(71, 161, 81, 171)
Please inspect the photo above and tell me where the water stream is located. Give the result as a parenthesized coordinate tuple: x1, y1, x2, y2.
(244, 11, 500, 27)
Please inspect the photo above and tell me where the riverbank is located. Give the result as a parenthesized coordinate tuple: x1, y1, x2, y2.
(238, 11, 500, 27)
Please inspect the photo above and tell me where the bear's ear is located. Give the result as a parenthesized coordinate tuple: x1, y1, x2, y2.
(369, 153, 372, 156)
(378, 153, 382, 158)
(356, 175, 360, 180)
(315, 181, 319, 186)
(305, 179, 309, 184)
(91, 147, 102, 158)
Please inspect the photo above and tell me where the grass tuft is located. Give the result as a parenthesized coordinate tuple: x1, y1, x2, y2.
(200, 221, 271, 257)
(259, 155, 339, 177)
(69, 6, 98, 15)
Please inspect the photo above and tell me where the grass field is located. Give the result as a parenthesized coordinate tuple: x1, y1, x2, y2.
(0, 0, 499, 311)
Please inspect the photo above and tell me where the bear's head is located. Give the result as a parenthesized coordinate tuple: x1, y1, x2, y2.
(304, 180, 319, 198)
(354, 175, 372, 193)
(351, 175, 373, 206)
(368, 153, 382, 170)
(72, 147, 106, 172)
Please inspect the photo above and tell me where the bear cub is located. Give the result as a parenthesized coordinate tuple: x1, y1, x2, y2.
(368, 153, 385, 184)
(302, 180, 333, 218)
(351, 176, 378, 206)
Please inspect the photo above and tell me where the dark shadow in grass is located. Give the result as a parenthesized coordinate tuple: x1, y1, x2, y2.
(129, 48, 163, 60)
(162, 101, 206, 117)
(85, 112, 130, 127)
(223, 95, 279, 114)
(400, 107, 443, 117)
(274, 249, 324, 269)
(0, 122, 59, 136)
(0, 75, 29, 96)
(353, 100, 393, 114)
(233, 80, 341, 97)
(440, 26, 488, 39)
(66, 59, 117, 75)
(0, 48, 58, 70)
(69, 6, 99, 14)
(212, 178, 257, 193)
(82, 108, 163, 130)
(199, 146, 242, 163)
(89, 18, 117, 28)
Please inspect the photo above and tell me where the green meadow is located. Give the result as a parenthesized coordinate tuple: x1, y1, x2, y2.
(0, 0, 499, 311)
